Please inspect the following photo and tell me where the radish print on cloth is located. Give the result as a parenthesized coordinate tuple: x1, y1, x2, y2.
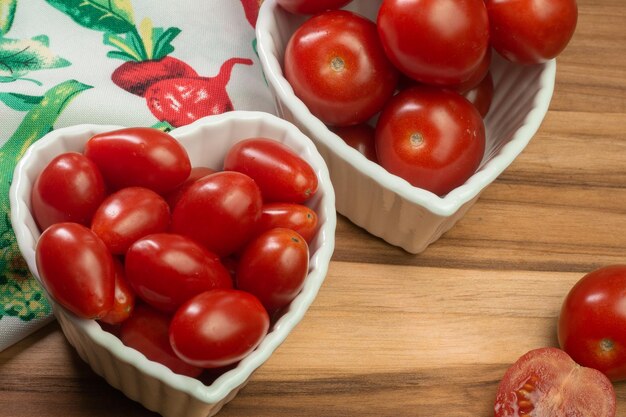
(0, 0, 273, 350)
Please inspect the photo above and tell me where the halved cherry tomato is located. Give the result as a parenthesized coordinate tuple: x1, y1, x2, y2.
(494, 347, 615, 417)
(224, 138, 318, 203)
(99, 258, 135, 325)
(31, 152, 106, 231)
(36, 222, 115, 319)
(257, 203, 318, 243)
(169, 289, 269, 368)
(84, 127, 191, 194)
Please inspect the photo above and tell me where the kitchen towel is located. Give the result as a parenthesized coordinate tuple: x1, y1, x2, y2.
(0, 0, 273, 351)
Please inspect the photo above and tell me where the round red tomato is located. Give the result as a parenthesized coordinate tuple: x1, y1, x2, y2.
(90, 187, 170, 255)
(224, 138, 318, 203)
(375, 86, 485, 196)
(169, 289, 270, 368)
(99, 257, 135, 325)
(377, 0, 489, 86)
(171, 171, 262, 257)
(257, 203, 318, 243)
(494, 347, 615, 417)
(558, 265, 626, 381)
(331, 124, 378, 163)
(125, 233, 232, 313)
(284, 10, 399, 126)
(84, 127, 191, 194)
(461, 72, 494, 118)
(236, 228, 309, 312)
(277, 0, 352, 14)
(31, 152, 106, 231)
(36, 222, 115, 319)
(485, 0, 578, 64)
(119, 304, 203, 377)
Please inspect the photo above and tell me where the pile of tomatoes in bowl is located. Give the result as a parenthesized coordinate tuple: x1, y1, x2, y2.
(278, 0, 577, 197)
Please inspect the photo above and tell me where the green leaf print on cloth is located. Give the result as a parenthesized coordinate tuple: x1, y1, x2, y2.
(0, 0, 17, 35)
(0, 79, 93, 320)
(45, 0, 135, 33)
(0, 35, 71, 84)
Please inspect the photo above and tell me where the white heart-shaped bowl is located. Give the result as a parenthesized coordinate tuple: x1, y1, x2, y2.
(256, 0, 556, 253)
(9, 111, 336, 417)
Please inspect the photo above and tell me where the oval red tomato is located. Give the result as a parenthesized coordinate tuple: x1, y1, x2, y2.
(125, 233, 232, 313)
(377, 0, 489, 86)
(35, 222, 115, 319)
(99, 257, 135, 325)
(90, 187, 170, 255)
(224, 138, 318, 203)
(119, 304, 203, 377)
(171, 171, 263, 257)
(284, 10, 398, 126)
(485, 0, 578, 64)
(31, 152, 106, 231)
(277, 0, 352, 14)
(257, 203, 318, 243)
(236, 228, 309, 312)
(494, 347, 615, 417)
(375, 86, 486, 196)
(84, 127, 191, 194)
(164, 166, 216, 209)
(558, 264, 626, 381)
(169, 289, 270, 368)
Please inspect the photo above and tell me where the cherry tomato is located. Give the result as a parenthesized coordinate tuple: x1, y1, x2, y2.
(224, 138, 318, 203)
(375, 86, 485, 196)
(284, 10, 399, 126)
(125, 233, 232, 313)
(31, 152, 106, 231)
(377, 0, 489, 86)
(90, 187, 170, 255)
(99, 258, 135, 325)
(277, 0, 352, 15)
(331, 124, 378, 163)
(119, 304, 203, 377)
(450, 48, 493, 94)
(171, 171, 262, 257)
(236, 228, 309, 312)
(169, 289, 270, 368)
(35, 223, 115, 319)
(558, 265, 626, 381)
(494, 347, 615, 417)
(84, 127, 191, 194)
(257, 203, 318, 243)
(164, 166, 215, 209)
(486, 0, 578, 64)
(461, 72, 494, 118)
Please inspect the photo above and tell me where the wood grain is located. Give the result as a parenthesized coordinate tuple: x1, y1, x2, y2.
(2, 1, 626, 416)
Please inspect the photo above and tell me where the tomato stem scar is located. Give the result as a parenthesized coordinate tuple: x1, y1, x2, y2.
(410, 132, 424, 147)
(330, 57, 345, 72)
(600, 338, 614, 352)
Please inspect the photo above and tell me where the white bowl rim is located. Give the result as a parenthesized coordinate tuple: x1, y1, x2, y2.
(255, 0, 557, 216)
(9, 110, 337, 404)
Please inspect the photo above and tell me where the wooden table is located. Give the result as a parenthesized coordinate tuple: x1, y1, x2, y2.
(2, 1, 626, 415)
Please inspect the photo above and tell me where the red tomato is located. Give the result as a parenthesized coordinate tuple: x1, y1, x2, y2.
(284, 10, 399, 126)
(450, 48, 493, 94)
(169, 289, 270, 368)
(90, 187, 170, 255)
(171, 171, 263, 257)
(461, 72, 494, 118)
(35, 223, 114, 319)
(84, 127, 191, 194)
(31, 152, 106, 231)
(558, 265, 626, 381)
(119, 304, 203, 377)
(377, 0, 489, 86)
(164, 166, 215, 209)
(494, 347, 615, 417)
(99, 258, 135, 325)
(236, 228, 309, 312)
(485, 0, 578, 64)
(277, 0, 352, 14)
(257, 203, 318, 243)
(331, 124, 378, 163)
(375, 86, 485, 196)
(125, 233, 232, 313)
(224, 138, 318, 203)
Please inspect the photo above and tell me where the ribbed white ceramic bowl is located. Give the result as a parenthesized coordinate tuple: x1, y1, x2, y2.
(9, 111, 336, 417)
(256, 0, 556, 253)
